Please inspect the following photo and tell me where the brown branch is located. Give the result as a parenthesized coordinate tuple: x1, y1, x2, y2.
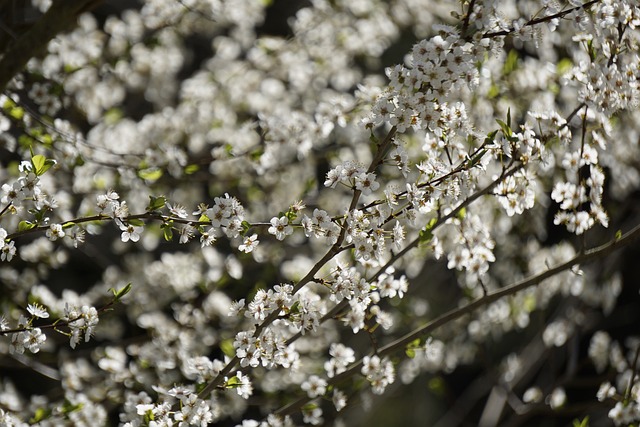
(482, 0, 601, 39)
(273, 222, 640, 417)
(0, 0, 102, 93)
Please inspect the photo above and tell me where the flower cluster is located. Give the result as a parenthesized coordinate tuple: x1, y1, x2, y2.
(2, 0, 640, 426)
(361, 355, 395, 395)
(63, 304, 99, 349)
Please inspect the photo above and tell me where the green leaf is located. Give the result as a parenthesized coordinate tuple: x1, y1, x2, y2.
(503, 50, 519, 75)
(127, 218, 144, 227)
(109, 283, 132, 301)
(464, 149, 487, 169)
(163, 226, 173, 241)
(496, 119, 512, 138)
(285, 210, 297, 222)
(184, 164, 199, 174)
(405, 338, 421, 359)
(506, 107, 511, 129)
(31, 154, 45, 174)
(487, 84, 500, 99)
(8, 105, 24, 120)
(220, 338, 235, 358)
(418, 218, 438, 246)
(572, 416, 589, 427)
(615, 229, 622, 240)
(457, 207, 466, 219)
(146, 195, 167, 212)
(428, 377, 446, 396)
(104, 107, 123, 125)
(60, 400, 83, 414)
(138, 168, 163, 182)
(226, 376, 241, 387)
(556, 58, 573, 76)
(18, 221, 35, 231)
(484, 129, 499, 145)
(30, 407, 52, 423)
(31, 154, 56, 176)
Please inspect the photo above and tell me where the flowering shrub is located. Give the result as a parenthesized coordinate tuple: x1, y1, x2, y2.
(1, 0, 640, 425)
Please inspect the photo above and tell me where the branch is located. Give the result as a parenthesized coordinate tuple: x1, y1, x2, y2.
(482, 0, 601, 39)
(0, 0, 102, 93)
(273, 222, 640, 417)
(197, 126, 397, 400)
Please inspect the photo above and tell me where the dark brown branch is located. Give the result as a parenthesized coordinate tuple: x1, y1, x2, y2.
(274, 222, 640, 417)
(482, 0, 601, 39)
(0, 0, 102, 93)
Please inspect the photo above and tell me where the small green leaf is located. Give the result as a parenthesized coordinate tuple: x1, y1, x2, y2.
(496, 119, 512, 138)
(18, 221, 35, 231)
(104, 107, 123, 125)
(184, 164, 199, 174)
(31, 154, 45, 174)
(30, 155, 56, 176)
(615, 229, 622, 240)
(285, 210, 297, 222)
(418, 218, 438, 246)
(109, 283, 132, 301)
(62, 222, 76, 229)
(457, 207, 466, 219)
(503, 50, 519, 75)
(487, 84, 500, 99)
(226, 376, 241, 387)
(8, 105, 24, 120)
(60, 400, 83, 414)
(138, 168, 163, 182)
(556, 58, 573, 76)
(163, 226, 173, 241)
(428, 377, 446, 396)
(30, 407, 52, 423)
(405, 338, 421, 358)
(484, 129, 499, 145)
(220, 338, 235, 358)
(146, 195, 167, 212)
(127, 218, 144, 227)
(572, 416, 589, 427)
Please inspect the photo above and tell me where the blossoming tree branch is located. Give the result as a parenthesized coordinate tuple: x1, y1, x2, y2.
(1, 0, 639, 426)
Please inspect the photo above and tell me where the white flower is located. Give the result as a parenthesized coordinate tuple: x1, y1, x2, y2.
(117, 220, 143, 242)
(238, 234, 259, 253)
(45, 224, 65, 241)
(523, 387, 543, 403)
(167, 202, 188, 218)
(27, 303, 49, 319)
(332, 388, 347, 411)
(268, 216, 293, 240)
(0, 227, 7, 249)
(301, 375, 327, 398)
(546, 387, 566, 410)
(24, 328, 46, 353)
(355, 172, 380, 195)
(392, 221, 405, 250)
(234, 371, 253, 399)
(200, 227, 217, 247)
(1, 241, 16, 261)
